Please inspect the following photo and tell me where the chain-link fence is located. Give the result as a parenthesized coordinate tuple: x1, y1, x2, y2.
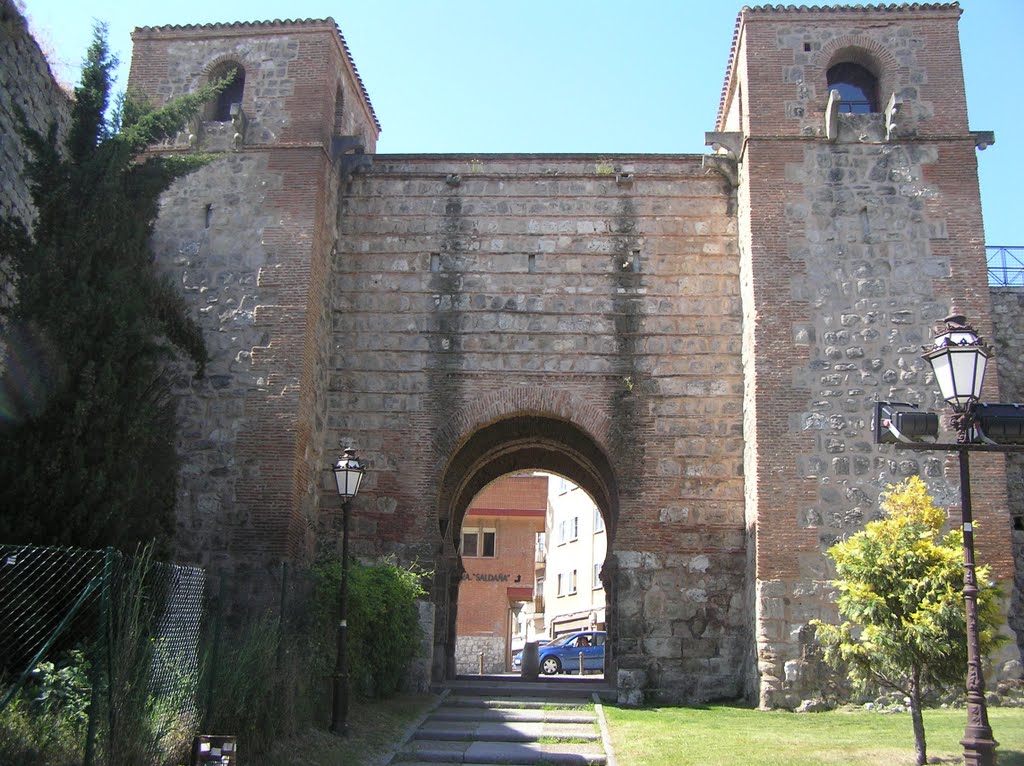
(0, 546, 421, 764)
(0, 545, 206, 766)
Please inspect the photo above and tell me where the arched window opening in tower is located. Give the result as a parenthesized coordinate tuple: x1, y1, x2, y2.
(827, 61, 879, 113)
(211, 63, 245, 121)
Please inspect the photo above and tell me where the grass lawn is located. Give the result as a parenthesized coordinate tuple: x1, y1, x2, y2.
(604, 704, 1024, 766)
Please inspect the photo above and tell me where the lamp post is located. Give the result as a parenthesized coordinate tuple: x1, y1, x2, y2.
(330, 447, 365, 736)
(921, 314, 998, 766)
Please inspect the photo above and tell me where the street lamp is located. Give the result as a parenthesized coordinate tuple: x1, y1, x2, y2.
(922, 314, 998, 766)
(330, 447, 365, 736)
(922, 314, 992, 435)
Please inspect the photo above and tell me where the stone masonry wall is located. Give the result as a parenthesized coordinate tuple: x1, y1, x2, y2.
(0, 0, 70, 304)
(989, 288, 1024, 660)
(330, 155, 749, 702)
(776, 117, 1015, 701)
(149, 153, 275, 573)
(455, 635, 506, 675)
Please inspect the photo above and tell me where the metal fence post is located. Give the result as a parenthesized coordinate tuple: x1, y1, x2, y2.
(84, 548, 113, 766)
(202, 572, 225, 732)
(277, 561, 288, 671)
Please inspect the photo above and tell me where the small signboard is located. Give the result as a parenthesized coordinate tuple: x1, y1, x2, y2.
(192, 735, 237, 765)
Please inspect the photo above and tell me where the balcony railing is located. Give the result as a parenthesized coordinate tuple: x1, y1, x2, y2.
(988, 246, 1024, 287)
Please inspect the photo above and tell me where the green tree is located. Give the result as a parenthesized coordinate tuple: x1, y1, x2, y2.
(0, 25, 226, 552)
(812, 476, 1005, 766)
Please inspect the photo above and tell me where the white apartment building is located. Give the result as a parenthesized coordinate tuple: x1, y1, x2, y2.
(541, 476, 607, 636)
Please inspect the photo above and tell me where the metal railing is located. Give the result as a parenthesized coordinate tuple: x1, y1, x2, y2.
(836, 99, 873, 114)
(987, 246, 1024, 287)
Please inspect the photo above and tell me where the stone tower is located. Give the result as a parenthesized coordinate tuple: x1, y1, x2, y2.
(118, 4, 1021, 706)
(715, 3, 1017, 707)
(127, 20, 379, 591)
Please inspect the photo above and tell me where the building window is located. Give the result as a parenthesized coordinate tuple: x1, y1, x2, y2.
(593, 508, 605, 533)
(557, 570, 578, 597)
(461, 527, 496, 558)
(557, 517, 579, 545)
(826, 61, 879, 114)
(209, 62, 246, 121)
(593, 562, 602, 590)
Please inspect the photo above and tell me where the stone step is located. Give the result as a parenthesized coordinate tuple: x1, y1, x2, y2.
(391, 763, 542, 766)
(438, 676, 611, 702)
(414, 720, 599, 742)
(427, 708, 595, 724)
(444, 695, 595, 710)
(385, 688, 612, 766)
(393, 739, 607, 765)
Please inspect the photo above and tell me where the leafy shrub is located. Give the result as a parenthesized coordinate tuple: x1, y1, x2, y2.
(31, 649, 92, 733)
(0, 548, 203, 766)
(813, 476, 1006, 766)
(0, 650, 90, 766)
(315, 557, 427, 699)
(0, 695, 82, 766)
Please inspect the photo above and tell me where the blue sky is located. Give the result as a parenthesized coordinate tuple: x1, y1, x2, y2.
(20, 0, 1024, 245)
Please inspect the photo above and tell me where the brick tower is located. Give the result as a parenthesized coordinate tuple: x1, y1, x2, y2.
(715, 3, 1018, 707)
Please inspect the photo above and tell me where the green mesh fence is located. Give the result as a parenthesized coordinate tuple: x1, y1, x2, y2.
(0, 545, 206, 766)
(149, 560, 206, 728)
(0, 546, 107, 710)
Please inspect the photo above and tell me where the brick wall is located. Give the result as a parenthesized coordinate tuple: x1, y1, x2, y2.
(456, 475, 545, 641)
(330, 154, 748, 700)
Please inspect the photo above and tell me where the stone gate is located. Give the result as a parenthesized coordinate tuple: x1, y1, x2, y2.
(111, 2, 1024, 706)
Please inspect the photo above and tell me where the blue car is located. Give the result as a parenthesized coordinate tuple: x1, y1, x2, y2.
(513, 630, 606, 675)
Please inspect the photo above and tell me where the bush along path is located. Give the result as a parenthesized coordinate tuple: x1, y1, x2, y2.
(387, 680, 614, 765)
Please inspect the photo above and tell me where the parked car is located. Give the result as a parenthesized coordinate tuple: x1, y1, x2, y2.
(512, 630, 606, 675)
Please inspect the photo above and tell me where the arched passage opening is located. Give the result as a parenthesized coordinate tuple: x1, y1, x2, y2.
(453, 472, 608, 677)
(430, 414, 619, 684)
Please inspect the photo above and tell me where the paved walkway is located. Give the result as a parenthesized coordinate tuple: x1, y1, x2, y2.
(386, 677, 617, 766)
